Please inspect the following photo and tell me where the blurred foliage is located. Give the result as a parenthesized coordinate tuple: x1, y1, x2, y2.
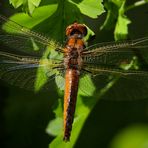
(0, 0, 148, 148)
(110, 124, 148, 148)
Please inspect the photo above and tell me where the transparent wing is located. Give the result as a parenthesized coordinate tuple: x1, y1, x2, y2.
(82, 37, 148, 67)
(0, 15, 62, 56)
(81, 37, 148, 100)
(0, 51, 64, 91)
(83, 37, 148, 54)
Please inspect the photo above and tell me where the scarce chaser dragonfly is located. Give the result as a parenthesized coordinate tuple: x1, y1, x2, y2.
(0, 15, 148, 141)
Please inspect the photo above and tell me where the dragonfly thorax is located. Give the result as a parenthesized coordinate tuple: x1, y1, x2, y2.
(64, 36, 85, 71)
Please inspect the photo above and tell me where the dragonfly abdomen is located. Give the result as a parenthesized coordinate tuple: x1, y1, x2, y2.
(63, 69, 80, 141)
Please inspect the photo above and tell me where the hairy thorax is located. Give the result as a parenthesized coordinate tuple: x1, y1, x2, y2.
(64, 35, 85, 71)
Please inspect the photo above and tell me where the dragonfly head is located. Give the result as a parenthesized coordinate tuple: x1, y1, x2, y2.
(66, 22, 87, 37)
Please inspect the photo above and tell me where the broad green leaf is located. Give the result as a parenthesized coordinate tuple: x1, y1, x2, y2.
(9, 0, 41, 14)
(69, 0, 105, 18)
(3, 4, 58, 32)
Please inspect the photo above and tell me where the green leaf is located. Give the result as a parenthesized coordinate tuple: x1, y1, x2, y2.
(9, 0, 41, 15)
(101, 0, 122, 29)
(101, 0, 131, 40)
(46, 117, 63, 136)
(114, 15, 131, 40)
(114, 1, 131, 40)
(55, 76, 65, 91)
(111, 0, 125, 7)
(78, 75, 96, 96)
(30, 0, 41, 7)
(28, 0, 41, 15)
(46, 99, 63, 136)
(100, 0, 121, 30)
(35, 47, 62, 92)
(3, 4, 58, 30)
(9, 0, 23, 8)
(69, 0, 105, 18)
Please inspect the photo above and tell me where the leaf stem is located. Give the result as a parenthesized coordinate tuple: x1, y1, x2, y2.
(125, 0, 148, 12)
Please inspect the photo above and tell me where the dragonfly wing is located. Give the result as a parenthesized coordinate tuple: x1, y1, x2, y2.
(83, 37, 148, 55)
(0, 15, 62, 56)
(81, 37, 148, 100)
(0, 51, 64, 91)
(81, 65, 148, 100)
(104, 73, 148, 101)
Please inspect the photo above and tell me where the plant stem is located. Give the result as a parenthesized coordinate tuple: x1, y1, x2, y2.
(125, 0, 148, 12)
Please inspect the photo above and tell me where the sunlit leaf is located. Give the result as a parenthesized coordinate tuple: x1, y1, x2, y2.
(69, 0, 105, 18)
(9, 0, 41, 14)
(2, 4, 58, 32)
(9, 0, 23, 8)
(114, 0, 131, 40)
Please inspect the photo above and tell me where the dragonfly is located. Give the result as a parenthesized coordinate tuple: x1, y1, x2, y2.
(0, 15, 148, 141)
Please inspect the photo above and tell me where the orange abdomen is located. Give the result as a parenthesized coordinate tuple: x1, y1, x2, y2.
(63, 69, 80, 141)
